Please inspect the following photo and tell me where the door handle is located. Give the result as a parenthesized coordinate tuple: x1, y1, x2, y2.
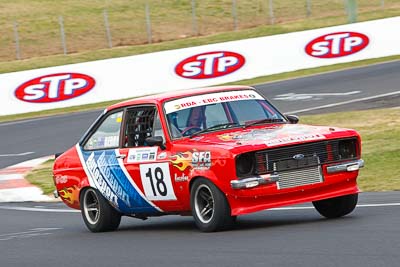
(116, 154, 126, 159)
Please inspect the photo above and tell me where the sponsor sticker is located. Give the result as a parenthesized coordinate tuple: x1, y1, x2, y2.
(171, 150, 212, 171)
(192, 151, 211, 170)
(265, 134, 325, 146)
(127, 147, 158, 163)
(157, 151, 168, 160)
(54, 175, 68, 184)
(164, 90, 263, 114)
(305, 31, 369, 58)
(175, 51, 245, 79)
(174, 173, 189, 182)
(15, 73, 95, 103)
(77, 146, 161, 214)
(85, 152, 130, 207)
(217, 126, 328, 146)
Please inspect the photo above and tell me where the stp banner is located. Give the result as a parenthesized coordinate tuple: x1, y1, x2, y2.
(1, 16, 400, 115)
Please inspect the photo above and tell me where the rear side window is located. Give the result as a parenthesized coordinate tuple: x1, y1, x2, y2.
(124, 106, 157, 147)
(84, 111, 123, 150)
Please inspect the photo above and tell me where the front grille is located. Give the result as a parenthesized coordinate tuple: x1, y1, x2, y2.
(277, 165, 323, 189)
(255, 138, 357, 175)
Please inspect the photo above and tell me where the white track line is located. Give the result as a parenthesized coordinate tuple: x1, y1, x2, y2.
(0, 228, 61, 238)
(287, 90, 400, 114)
(0, 206, 80, 213)
(0, 152, 34, 157)
(0, 174, 24, 181)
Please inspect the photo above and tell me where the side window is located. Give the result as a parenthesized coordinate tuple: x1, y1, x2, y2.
(153, 110, 165, 141)
(124, 106, 157, 147)
(84, 111, 123, 150)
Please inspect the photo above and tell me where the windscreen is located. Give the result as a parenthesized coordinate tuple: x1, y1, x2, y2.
(164, 90, 286, 138)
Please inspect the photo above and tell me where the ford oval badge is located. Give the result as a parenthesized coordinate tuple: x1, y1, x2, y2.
(293, 154, 305, 160)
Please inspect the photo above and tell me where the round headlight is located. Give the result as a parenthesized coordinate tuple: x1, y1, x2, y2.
(236, 153, 254, 177)
(338, 139, 356, 159)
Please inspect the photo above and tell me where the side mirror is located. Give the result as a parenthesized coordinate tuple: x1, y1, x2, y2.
(286, 115, 299, 124)
(145, 136, 166, 150)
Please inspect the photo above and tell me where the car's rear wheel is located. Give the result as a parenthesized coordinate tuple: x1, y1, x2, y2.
(313, 193, 358, 218)
(80, 187, 121, 232)
(191, 178, 235, 232)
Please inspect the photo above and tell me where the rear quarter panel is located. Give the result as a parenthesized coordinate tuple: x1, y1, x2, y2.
(53, 146, 89, 209)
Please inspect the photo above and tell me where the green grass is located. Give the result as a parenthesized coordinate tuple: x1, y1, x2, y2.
(25, 159, 55, 195)
(25, 108, 400, 193)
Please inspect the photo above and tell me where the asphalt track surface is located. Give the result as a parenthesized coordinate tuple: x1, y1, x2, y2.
(0, 61, 399, 267)
(0, 192, 399, 267)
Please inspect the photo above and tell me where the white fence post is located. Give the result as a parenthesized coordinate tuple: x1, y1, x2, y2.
(103, 9, 113, 48)
(59, 16, 67, 55)
(269, 0, 275, 25)
(145, 2, 152, 44)
(191, 0, 199, 35)
(13, 21, 21, 60)
(306, 0, 312, 17)
(232, 0, 238, 30)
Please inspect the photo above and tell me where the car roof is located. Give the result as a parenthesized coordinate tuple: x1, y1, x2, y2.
(107, 85, 255, 111)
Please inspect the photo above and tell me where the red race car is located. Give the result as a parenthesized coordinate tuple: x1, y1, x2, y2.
(53, 86, 364, 232)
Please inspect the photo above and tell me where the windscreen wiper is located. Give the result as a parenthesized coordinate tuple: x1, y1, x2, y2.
(190, 122, 239, 138)
(244, 118, 285, 128)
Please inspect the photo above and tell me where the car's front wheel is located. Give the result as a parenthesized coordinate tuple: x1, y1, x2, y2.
(80, 187, 121, 232)
(313, 193, 358, 218)
(191, 178, 235, 232)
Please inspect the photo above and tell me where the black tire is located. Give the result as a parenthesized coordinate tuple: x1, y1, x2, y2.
(80, 187, 121, 232)
(190, 178, 235, 232)
(313, 193, 358, 219)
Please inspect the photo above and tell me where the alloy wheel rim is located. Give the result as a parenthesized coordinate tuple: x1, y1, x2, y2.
(84, 189, 100, 225)
(194, 184, 215, 224)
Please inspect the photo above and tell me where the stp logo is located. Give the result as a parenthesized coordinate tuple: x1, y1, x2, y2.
(175, 51, 245, 79)
(15, 73, 95, 103)
(305, 32, 369, 58)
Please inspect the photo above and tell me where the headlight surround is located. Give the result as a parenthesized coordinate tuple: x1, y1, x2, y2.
(236, 153, 255, 177)
(338, 139, 357, 160)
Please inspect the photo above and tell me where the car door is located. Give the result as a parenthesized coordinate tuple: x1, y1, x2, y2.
(80, 109, 164, 216)
(118, 105, 183, 213)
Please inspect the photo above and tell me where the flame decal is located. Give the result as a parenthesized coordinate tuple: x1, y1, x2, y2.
(59, 185, 79, 205)
(171, 151, 193, 171)
(218, 133, 234, 141)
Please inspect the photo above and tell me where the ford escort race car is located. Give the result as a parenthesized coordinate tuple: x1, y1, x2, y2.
(53, 86, 364, 232)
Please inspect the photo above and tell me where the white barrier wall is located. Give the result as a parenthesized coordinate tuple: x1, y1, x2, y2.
(1, 16, 400, 116)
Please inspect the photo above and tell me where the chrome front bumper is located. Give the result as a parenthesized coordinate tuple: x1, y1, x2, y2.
(231, 159, 364, 189)
(326, 159, 365, 174)
(231, 174, 280, 189)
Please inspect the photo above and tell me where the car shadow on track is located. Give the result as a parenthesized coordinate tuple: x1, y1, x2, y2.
(114, 211, 360, 233)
